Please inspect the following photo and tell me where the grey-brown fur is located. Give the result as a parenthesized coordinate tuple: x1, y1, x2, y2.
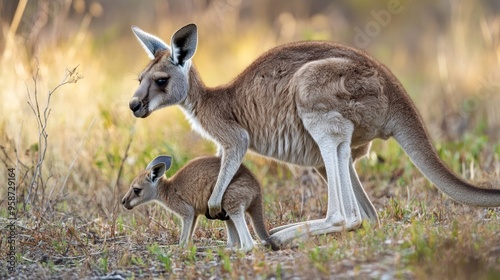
(122, 156, 270, 252)
(129, 24, 500, 249)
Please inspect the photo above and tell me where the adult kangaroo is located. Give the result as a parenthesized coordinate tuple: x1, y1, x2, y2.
(129, 23, 500, 248)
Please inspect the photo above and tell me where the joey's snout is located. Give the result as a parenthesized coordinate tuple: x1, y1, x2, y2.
(121, 195, 134, 210)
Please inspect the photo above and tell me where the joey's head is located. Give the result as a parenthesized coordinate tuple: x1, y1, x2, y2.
(122, 155, 173, 210)
(129, 24, 198, 118)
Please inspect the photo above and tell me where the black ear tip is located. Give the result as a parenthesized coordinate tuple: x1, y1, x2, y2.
(185, 23, 197, 32)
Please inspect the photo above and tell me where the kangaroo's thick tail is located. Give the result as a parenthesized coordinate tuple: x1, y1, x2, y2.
(389, 97, 500, 207)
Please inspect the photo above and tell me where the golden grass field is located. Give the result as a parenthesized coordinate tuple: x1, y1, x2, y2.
(1, 0, 500, 279)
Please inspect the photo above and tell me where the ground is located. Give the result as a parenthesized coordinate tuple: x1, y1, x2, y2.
(3, 144, 500, 279)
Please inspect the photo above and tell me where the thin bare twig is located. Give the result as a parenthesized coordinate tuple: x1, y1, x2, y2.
(25, 66, 83, 206)
(110, 126, 135, 237)
(113, 128, 134, 202)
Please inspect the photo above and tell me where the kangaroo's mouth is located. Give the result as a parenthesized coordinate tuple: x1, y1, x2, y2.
(122, 203, 134, 210)
(129, 98, 150, 118)
(122, 198, 135, 210)
(132, 107, 150, 118)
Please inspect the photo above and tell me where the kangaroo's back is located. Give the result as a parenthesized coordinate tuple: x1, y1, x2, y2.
(200, 41, 392, 166)
(170, 156, 261, 213)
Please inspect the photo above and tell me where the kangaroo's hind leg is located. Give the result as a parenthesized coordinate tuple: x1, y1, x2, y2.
(349, 160, 379, 224)
(270, 151, 377, 236)
(316, 160, 378, 225)
(269, 110, 362, 248)
(350, 142, 379, 224)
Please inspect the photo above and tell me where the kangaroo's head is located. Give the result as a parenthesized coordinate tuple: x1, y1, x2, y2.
(122, 155, 173, 209)
(129, 24, 198, 118)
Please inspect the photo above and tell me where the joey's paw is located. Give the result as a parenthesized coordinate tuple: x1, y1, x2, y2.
(205, 208, 230, 220)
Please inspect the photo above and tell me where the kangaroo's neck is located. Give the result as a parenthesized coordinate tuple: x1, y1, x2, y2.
(178, 66, 233, 146)
(180, 66, 207, 114)
(156, 178, 173, 205)
(181, 66, 234, 112)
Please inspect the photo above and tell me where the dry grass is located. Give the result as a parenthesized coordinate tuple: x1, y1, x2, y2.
(1, 0, 500, 279)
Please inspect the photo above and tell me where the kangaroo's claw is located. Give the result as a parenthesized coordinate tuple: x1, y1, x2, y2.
(205, 208, 230, 220)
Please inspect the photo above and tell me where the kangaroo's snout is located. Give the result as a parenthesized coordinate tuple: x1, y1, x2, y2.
(121, 195, 133, 210)
(129, 97, 141, 112)
(129, 97, 149, 118)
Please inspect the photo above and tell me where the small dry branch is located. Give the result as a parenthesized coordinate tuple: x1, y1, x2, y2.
(24, 66, 83, 206)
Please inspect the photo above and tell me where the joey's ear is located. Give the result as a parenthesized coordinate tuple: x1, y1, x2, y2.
(146, 155, 173, 171)
(131, 26, 170, 59)
(170, 23, 197, 66)
(150, 163, 166, 182)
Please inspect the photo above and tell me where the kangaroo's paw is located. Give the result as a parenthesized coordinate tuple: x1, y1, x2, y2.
(268, 216, 345, 249)
(205, 207, 230, 220)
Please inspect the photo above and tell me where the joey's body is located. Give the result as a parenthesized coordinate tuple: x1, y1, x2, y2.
(158, 157, 263, 218)
(130, 25, 500, 249)
(122, 156, 270, 252)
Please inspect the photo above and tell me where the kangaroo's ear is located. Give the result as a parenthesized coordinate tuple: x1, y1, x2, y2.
(149, 163, 166, 183)
(131, 26, 170, 59)
(146, 155, 173, 172)
(147, 155, 172, 182)
(170, 23, 197, 66)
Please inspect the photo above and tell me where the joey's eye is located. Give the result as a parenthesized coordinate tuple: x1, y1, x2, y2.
(155, 78, 168, 87)
(133, 188, 141, 195)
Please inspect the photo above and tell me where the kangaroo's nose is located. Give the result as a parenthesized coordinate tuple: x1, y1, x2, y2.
(121, 198, 126, 205)
(129, 98, 141, 112)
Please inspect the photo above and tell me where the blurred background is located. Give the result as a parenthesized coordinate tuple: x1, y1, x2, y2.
(0, 0, 499, 219)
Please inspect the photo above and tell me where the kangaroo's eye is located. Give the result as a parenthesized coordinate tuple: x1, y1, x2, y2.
(133, 188, 141, 195)
(155, 78, 168, 87)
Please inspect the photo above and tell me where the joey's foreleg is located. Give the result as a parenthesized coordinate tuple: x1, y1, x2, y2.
(225, 219, 241, 248)
(207, 127, 249, 219)
(179, 210, 196, 247)
(231, 212, 254, 252)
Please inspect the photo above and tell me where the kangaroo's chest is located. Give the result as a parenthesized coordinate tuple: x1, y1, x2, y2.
(180, 106, 222, 148)
(180, 103, 323, 166)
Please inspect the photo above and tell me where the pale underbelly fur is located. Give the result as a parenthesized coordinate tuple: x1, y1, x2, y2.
(248, 114, 324, 167)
